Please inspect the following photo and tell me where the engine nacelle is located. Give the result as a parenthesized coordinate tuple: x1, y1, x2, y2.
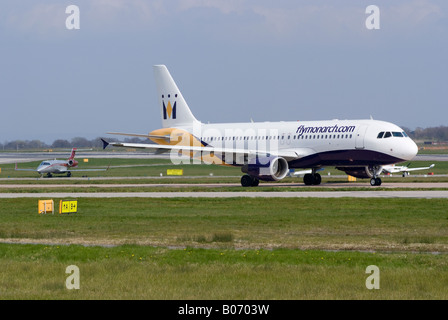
(242, 156, 289, 181)
(68, 160, 74, 166)
(336, 166, 383, 179)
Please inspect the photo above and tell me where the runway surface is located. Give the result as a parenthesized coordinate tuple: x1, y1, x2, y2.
(1, 181, 448, 189)
(1, 176, 448, 198)
(1, 190, 448, 198)
(2, 151, 448, 198)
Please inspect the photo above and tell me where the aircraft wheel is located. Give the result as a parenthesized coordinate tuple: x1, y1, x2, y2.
(370, 178, 376, 186)
(67, 172, 72, 177)
(313, 173, 322, 185)
(303, 173, 314, 186)
(251, 178, 259, 187)
(241, 175, 254, 187)
(375, 177, 382, 186)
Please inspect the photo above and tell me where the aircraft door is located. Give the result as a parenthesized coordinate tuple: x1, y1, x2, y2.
(355, 125, 368, 149)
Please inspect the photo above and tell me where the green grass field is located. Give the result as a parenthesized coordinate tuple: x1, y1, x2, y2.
(1, 243, 447, 299)
(0, 197, 447, 299)
(1, 155, 447, 299)
(1, 197, 447, 252)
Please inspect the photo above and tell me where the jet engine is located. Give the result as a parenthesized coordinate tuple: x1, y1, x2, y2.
(242, 156, 289, 181)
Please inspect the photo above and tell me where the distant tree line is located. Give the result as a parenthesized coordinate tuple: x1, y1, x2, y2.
(0, 137, 147, 151)
(402, 126, 448, 142)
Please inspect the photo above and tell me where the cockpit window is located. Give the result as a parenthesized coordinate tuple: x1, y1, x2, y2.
(377, 132, 384, 139)
(384, 132, 392, 138)
(40, 162, 51, 166)
(402, 131, 409, 137)
(392, 132, 403, 137)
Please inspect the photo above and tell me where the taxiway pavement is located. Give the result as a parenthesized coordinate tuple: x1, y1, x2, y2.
(1, 190, 447, 199)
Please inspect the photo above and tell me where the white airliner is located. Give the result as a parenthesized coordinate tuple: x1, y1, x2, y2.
(15, 148, 108, 177)
(102, 65, 419, 187)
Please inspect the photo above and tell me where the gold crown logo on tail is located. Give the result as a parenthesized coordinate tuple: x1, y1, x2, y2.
(162, 94, 177, 119)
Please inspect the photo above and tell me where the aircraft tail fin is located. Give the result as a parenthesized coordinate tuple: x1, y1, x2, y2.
(153, 65, 200, 128)
(68, 148, 77, 160)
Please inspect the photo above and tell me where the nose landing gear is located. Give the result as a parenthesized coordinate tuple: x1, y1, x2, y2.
(369, 165, 382, 186)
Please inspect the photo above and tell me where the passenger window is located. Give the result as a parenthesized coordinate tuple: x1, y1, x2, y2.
(377, 132, 384, 139)
(384, 132, 392, 138)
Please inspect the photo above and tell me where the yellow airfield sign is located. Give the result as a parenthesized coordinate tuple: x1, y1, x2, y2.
(38, 200, 54, 214)
(59, 200, 78, 214)
(167, 169, 184, 176)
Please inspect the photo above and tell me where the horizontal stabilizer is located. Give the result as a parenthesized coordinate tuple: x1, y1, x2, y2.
(101, 138, 110, 150)
(107, 132, 171, 140)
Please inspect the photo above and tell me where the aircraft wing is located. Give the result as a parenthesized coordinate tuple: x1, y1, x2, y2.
(400, 164, 435, 172)
(101, 139, 313, 162)
(15, 163, 37, 171)
(107, 132, 171, 141)
(382, 164, 435, 173)
(67, 168, 109, 172)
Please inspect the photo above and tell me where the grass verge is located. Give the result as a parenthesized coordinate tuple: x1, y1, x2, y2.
(1, 197, 447, 299)
(1, 243, 447, 299)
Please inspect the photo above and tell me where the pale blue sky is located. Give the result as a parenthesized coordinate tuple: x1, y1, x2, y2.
(1, 0, 447, 143)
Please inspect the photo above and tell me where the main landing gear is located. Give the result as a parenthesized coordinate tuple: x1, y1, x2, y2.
(241, 175, 259, 187)
(303, 169, 322, 186)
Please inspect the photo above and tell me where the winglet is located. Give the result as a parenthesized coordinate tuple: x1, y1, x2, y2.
(101, 138, 110, 150)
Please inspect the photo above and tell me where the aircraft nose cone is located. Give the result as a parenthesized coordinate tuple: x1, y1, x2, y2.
(405, 140, 418, 160)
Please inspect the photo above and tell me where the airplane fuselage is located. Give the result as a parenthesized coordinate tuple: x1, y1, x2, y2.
(174, 118, 417, 169)
(37, 160, 78, 174)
